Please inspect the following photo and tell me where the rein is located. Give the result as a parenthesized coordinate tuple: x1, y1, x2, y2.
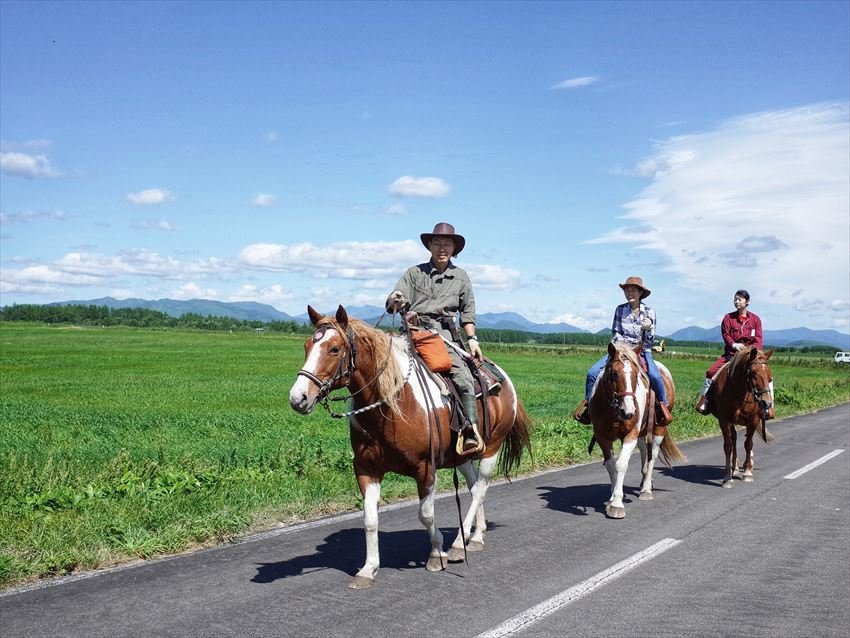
(296, 324, 408, 422)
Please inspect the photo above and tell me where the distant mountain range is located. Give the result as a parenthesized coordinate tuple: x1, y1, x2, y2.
(44, 297, 850, 350)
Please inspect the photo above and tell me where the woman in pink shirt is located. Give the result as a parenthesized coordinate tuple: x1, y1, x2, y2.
(696, 290, 773, 418)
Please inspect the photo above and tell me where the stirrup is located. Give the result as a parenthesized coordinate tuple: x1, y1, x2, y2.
(456, 424, 485, 456)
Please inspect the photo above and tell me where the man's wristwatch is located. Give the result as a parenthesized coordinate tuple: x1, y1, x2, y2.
(468, 335, 478, 341)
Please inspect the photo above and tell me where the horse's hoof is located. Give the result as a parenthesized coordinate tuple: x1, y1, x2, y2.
(348, 575, 375, 589)
(606, 505, 626, 519)
(722, 480, 735, 489)
(466, 540, 485, 552)
(743, 475, 754, 483)
(447, 547, 466, 562)
(426, 555, 446, 572)
(639, 491, 654, 501)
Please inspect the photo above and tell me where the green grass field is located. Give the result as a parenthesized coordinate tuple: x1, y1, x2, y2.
(2, 323, 848, 588)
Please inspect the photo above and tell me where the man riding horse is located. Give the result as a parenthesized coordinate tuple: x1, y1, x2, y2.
(385, 222, 485, 456)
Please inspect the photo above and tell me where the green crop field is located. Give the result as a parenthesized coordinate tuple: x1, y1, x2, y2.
(2, 322, 848, 588)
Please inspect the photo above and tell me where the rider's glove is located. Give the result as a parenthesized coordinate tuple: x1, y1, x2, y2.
(385, 290, 408, 314)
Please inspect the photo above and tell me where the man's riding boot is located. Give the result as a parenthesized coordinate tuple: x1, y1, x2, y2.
(573, 399, 591, 425)
(656, 402, 673, 425)
(695, 395, 710, 415)
(457, 394, 485, 456)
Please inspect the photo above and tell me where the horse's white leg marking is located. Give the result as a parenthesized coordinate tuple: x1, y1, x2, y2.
(419, 480, 447, 571)
(355, 481, 381, 581)
(610, 438, 638, 510)
(451, 455, 498, 553)
(456, 461, 486, 545)
(288, 328, 337, 412)
(640, 435, 663, 498)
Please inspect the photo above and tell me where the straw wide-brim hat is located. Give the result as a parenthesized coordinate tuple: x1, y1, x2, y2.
(420, 222, 465, 256)
(619, 276, 651, 299)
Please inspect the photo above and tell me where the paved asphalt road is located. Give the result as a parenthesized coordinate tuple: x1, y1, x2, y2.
(2, 404, 848, 638)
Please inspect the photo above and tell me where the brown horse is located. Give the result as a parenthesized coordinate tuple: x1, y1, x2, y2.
(288, 305, 533, 589)
(706, 346, 775, 488)
(588, 342, 685, 518)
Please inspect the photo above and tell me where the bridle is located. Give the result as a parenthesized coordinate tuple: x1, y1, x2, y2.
(745, 358, 772, 410)
(295, 323, 412, 421)
(295, 324, 357, 404)
(604, 354, 645, 412)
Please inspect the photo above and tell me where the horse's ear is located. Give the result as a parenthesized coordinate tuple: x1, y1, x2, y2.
(749, 347, 759, 362)
(764, 349, 774, 360)
(608, 341, 617, 357)
(335, 305, 349, 328)
(307, 305, 323, 326)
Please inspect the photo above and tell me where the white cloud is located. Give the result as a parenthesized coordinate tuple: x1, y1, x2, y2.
(387, 176, 450, 198)
(126, 188, 176, 205)
(1, 264, 104, 286)
(589, 102, 850, 327)
(550, 76, 599, 90)
(229, 284, 294, 306)
(130, 219, 176, 231)
(0, 210, 71, 225)
(172, 282, 218, 300)
(383, 203, 408, 216)
(0, 151, 62, 179)
(464, 264, 522, 291)
(239, 239, 426, 279)
(250, 193, 278, 207)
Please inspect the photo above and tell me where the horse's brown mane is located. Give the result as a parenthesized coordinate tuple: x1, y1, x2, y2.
(728, 346, 759, 379)
(315, 316, 405, 413)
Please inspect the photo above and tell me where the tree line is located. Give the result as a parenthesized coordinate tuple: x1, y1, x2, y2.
(0, 303, 838, 353)
(0, 304, 313, 334)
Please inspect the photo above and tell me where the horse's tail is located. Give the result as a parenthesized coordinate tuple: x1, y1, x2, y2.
(587, 435, 596, 455)
(658, 431, 687, 467)
(497, 398, 534, 481)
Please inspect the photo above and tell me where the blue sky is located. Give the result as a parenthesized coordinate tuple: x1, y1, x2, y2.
(1, 0, 848, 334)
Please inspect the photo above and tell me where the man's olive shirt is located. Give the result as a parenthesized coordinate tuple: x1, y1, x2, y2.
(394, 260, 476, 329)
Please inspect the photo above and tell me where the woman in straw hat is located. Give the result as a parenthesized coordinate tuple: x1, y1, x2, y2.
(574, 276, 673, 425)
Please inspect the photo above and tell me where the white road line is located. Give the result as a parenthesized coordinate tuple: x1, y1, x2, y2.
(476, 538, 682, 638)
(783, 449, 845, 480)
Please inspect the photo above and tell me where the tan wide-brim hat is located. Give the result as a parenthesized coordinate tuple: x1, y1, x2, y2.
(420, 222, 465, 256)
(619, 276, 651, 299)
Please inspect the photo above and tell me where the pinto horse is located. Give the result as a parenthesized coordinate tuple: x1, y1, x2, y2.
(288, 305, 533, 589)
(588, 342, 685, 519)
(706, 346, 774, 488)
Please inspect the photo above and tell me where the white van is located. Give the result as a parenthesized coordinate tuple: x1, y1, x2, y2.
(834, 352, 850, 364)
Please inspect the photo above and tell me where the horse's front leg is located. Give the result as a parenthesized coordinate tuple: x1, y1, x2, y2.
(639, 435, 663, 501)
(607, 438, 637, 519)
(741, 426, 756, 483)
(721, 421, 736, 488)
(419, 479, 447, 572)
(350, 477, 382, 589)
(448, 456, 497, 561)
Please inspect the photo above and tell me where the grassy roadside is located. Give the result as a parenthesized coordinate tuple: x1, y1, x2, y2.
(2, 323, 848, 588)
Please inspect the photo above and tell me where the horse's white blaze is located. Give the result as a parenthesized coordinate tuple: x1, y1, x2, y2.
(288, 327, 338, 406)
(621, 358, 637, 415)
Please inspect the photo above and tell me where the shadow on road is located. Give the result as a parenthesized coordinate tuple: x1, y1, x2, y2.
(536, 482, 640, 517)
(251, 527, 450, 584)
(657, 463, 723, 487)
